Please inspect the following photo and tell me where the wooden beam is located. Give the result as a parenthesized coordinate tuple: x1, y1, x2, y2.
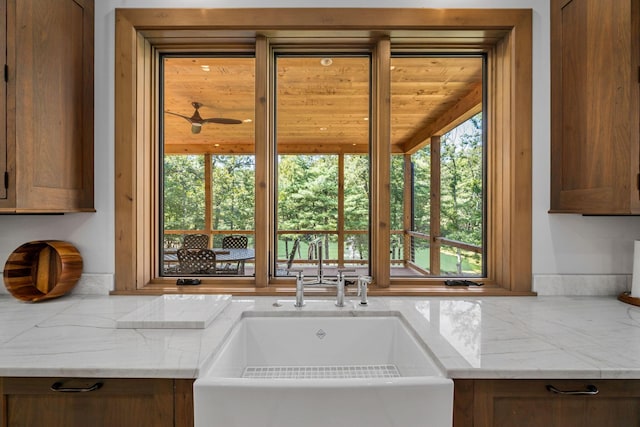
(370, 37, 392, 288)
(402, 82, 482, 154)
(254, 36, 269, 286)
(165, 144, 256, 154)
(430, 135, 441, 275)
(402, 154, 412, 269)
(166, 143, 405, 155)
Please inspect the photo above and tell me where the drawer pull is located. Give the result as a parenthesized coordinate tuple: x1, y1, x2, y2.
(546, 384, 599, 396)
(50, 381, 103, 393)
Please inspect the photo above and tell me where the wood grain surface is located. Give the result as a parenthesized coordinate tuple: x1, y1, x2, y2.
(3, 241, 83, 302)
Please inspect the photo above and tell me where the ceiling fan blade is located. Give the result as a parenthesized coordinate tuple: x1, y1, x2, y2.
(165, 110, 193, 123)
(203, 118, 243, 125)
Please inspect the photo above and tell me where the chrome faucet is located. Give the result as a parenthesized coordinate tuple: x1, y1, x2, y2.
(293, 269, 352, 307)
(291, 238, 372, 307)
(293, 268, 371, 308)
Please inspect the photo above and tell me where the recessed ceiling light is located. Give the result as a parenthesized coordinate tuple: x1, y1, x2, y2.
(214, 143, 220, 147)
(320, 127, 328, 131)
(200, 65, 210, 72)
(363, 117, 369, 121)
(320, 58, 333, 67)
(390, 65, 396, 71)
(243, 118, 253, 123)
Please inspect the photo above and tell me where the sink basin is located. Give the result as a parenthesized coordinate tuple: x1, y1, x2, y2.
(195, 314, 453, 427)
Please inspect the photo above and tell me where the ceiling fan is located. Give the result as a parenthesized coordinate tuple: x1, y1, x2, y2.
(165, 102, 242, 134)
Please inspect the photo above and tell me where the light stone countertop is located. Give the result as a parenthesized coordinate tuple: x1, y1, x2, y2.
(0, 294, 639, 379)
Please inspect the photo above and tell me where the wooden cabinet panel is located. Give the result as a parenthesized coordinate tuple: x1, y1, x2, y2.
(550, 0, 640, 214)
(455, 379, 640, 427)
(1, 378, 188, 427)
(0, 0, 94, 213)
(0, 0, 6, 201)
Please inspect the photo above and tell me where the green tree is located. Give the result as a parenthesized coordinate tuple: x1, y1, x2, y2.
(163, 154, 205, 233)
(390, 155, 405, 260)
(344, 155, 370, 260)
(277, 155, 339, 255)
(212, 155, 255, 233)
(440, 113, 483, 246)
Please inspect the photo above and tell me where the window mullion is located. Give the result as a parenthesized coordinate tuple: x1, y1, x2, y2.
(254, 35, 270, 286)
(370, 37, 391, 287)
(429, 135, 441, 276)
(204, 153, 212, 243)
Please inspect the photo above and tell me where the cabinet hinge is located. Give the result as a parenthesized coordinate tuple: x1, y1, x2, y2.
(3, 171, 7, 189)
(3, 64, 7, 83)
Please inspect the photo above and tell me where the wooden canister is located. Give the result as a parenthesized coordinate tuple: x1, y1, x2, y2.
(3, 241, 83, 302)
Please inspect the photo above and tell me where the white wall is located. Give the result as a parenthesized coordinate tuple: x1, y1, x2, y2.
(1, 0, 639, 280)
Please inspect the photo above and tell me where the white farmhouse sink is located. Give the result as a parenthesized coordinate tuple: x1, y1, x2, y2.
(195, 314, 453, 427)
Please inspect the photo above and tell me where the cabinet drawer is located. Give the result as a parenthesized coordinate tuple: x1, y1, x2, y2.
(1, 378, 176, 427)
(467, 379, 640, 427)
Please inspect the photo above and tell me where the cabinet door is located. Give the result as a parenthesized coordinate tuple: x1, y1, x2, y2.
(2, 378, 175, 427)
(6, 0, 94, 212)
(472, 379, 640, 427)
(0, 0, 6, 201)
(550, 0, 640, 214)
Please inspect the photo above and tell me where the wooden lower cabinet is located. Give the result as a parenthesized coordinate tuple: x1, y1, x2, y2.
(0, 377, 194, 427)
(454, 379, 640, 427)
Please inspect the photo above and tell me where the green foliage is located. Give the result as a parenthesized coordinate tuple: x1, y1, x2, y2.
(212, 155, 255, 231)
(440, 113, 483, 247)
(411, 148, 431, 234)
(344, 155, 370, 259)
(163, 155, 205, 230)
(277, 155, 338, 233)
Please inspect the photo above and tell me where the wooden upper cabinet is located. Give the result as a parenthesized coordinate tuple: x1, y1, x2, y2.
(550, 0, 640, 214)
(0, 0, 6, 201)
(0, 0, 94, 213)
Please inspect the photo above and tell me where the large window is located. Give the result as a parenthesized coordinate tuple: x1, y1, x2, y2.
(389, 56, 485, 278)
(114, 8, 532, 294)
(274, 55, 371, 278)
(161, 56, 255, 277)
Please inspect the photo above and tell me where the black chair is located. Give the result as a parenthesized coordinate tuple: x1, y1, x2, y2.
(176, 248, 218, 275)
(222, 235, 249, 275)
(183, 234, 209, 249)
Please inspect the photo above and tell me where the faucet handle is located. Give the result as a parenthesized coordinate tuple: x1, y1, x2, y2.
(336, 268, 356, 280)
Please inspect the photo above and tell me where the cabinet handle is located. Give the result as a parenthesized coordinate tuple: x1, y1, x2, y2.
(546, 384, 599, 396)
(50, 381, 104, 393)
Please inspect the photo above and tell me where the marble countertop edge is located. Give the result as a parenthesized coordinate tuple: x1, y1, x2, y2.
(0, 295, 639, 381)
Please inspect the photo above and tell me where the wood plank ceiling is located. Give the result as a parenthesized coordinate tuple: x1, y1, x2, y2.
(163, 55, 482, 155)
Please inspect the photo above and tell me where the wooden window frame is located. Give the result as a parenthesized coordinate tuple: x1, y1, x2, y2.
(114, 8, 532, 295)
